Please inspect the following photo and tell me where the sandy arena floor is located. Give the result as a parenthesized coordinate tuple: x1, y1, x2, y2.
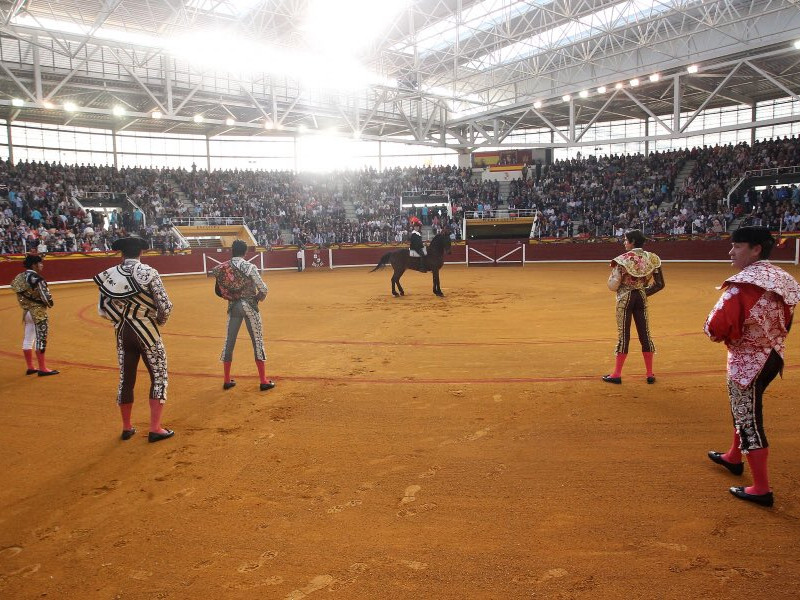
(1, 262, 800, 599)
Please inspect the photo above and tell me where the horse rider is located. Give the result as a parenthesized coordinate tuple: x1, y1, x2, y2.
(409, 217, 428, 272)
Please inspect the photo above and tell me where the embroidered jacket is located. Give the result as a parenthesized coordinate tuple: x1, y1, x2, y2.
(705, 260, 800, 387)
(608, 248, 664, 300)
(94, 259, 173, 347)
(11, 269, 54, 323)
(214, 256, 267, 310)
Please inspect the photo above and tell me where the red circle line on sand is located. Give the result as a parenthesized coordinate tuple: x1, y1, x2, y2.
(76, 303, 703, 348)
(2, 348, 798, 385)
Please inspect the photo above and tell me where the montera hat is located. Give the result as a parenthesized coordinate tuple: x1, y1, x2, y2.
(731, 226, 773, 246)
(111, 236, 149, 253)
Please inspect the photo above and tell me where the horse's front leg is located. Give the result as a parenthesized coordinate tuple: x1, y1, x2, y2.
(432, 268, 443, 296)
(396, 274, 405, 296)
(391, 275, 399, 297)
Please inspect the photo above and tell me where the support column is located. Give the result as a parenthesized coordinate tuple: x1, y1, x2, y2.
(293, 136, 298, 173)
(32, 35, 43, 102)
(378, 140, 382, 172)
(673, 74, 681, 134)
(205, 134, 211, 172)
(751, 105, 757, 145)
(644, 117, 649, 156)
(7, 120, 13, 164)
(112, 128, 118, 169)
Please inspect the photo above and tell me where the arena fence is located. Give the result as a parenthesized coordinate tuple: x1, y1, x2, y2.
(1, 237, 798, 287)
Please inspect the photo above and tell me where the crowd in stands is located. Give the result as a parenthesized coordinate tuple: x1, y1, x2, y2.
(2, 135, 800, 255)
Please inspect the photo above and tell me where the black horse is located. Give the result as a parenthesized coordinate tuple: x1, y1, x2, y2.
(371, 231, 452, 297)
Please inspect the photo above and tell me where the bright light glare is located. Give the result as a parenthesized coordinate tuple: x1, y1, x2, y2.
(11, 98, 24, 107)
(302, 0, 408, 54)
(296, 134, 360, 172)
(597, 86, 607, 93)
(63, 102, 77, 112)
(43, 101, 55, 109)
(562, 94, 571, 102)
(168, 32, 382, 91)
(579, 90, 588, 98)
(152, 111, 163, 119)
(629, 78, 640, 87)
(615, 82, 623, 89)
(226, 117, 235, 126)
(687, 64, 699, 73)
(193, 114, 204, 123)
(112, 106, 125, 116)
(795, 40, 800, 50)
(649, 73, 660, 82)
(533, 101, 542, 109)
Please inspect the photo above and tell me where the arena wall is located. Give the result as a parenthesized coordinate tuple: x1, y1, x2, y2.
(1, 238, 797, 286)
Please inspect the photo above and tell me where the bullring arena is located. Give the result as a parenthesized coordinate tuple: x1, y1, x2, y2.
(4, 0, 800, 598)
(2, 244, 800, 599)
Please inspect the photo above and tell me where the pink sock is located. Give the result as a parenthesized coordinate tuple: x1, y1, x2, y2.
(149, 398, 167, 434)
(722, 430, 742, 465)
(23, 350, 34, 369)
(642, 352, 654, 377)
(35, 350, 48, 372)
(255, 360, 268, 384)
(611, 353, 627, 378)
(223, 361, 232, 383)
(745, 448, 770, 495)
(120, 403, 134, 430)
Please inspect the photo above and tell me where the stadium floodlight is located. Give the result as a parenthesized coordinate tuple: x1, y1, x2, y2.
(597, 86, 607, 94)
(629, 78, 640, 87)
(63, 102, 77, 112)
(649, 73, 660, 82)
(353, 130, 362, 139)
(11, 98, 24, 107)
(112, 105, 126, 116)
(687, 65, 699, 74)
(193, 114, 204, 123)
(43, 101, 55, 109)
(298, 124, 308, 134)
(226, 117, 235, 126)
(264, 120, 275, 129)
(533, 101, 542, 109)
(562, 94, 571, 102)
(795, 40, 800, 50)
(615, 82, 623, 89)
(152, 111, 163, 119)
(579, 90, 589, 98)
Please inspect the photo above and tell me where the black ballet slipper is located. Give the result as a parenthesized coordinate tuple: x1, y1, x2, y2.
(707, 451, 744, 475)
(646, 375, 656, 384)
(260, 381, 276, 391)
(26, 368, 38, 375)
(148, 429, 175, 443)
(121, 427, 136, 441)
(602, 375, 622, 384)
(223, 380, 236, 390)
(729, 486, 773, 507)
(37, 369, 60, 376)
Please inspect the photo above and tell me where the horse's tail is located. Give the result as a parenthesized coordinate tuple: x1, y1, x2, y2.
(370, 252, 393, 272)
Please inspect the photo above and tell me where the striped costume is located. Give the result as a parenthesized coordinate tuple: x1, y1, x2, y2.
(11, 269, 54, 353)
(608, 248, 665, 354)
(94, 258, 173, 404)
(214, 256, 268, 362)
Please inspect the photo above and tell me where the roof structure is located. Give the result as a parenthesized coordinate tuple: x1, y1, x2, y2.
(1, 0, 800, 150)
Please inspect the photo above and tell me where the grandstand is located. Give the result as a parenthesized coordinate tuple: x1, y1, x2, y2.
(2, 1, 800, 598)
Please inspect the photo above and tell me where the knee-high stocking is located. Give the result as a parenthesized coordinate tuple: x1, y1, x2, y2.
(23, 349, 34, 370)
(120, 403, 134, 430)
(611, 353, 627, 378)
(642, 351, 654, 377)
(745, 448, 770, 495)
(223, 361, 232, 383)
(255, 359, 268, 384)
(148, 398, 167, 434)
(722, 430, 742, 465)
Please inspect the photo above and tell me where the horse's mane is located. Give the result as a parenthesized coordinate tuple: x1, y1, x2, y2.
(429, 232, 451, 251)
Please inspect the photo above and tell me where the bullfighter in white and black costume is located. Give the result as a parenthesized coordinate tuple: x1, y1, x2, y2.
(213, 239, 275, 391)
(11, 254, 59, 376)
(94, 236, 175, 443)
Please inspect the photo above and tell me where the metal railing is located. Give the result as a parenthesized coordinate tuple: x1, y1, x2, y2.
(465, 208, 537, 219)
(726, 165, 800, 204)
(170, 216, 245, 226)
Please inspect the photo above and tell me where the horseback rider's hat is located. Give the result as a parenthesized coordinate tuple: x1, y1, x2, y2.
(111, 236, 149, 253)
